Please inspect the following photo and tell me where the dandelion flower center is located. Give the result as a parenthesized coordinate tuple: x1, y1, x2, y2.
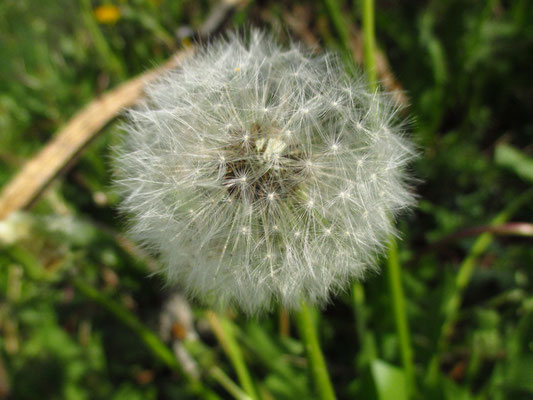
(222, 123, 306, 202)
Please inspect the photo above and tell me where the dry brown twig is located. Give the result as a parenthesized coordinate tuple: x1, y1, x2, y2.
(0, 52, 191, 221)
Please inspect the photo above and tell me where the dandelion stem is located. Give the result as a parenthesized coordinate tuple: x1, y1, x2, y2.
(206, 311, 259, 400)
(73, 278, 226, 400)
(322, 0, 383, 371)
(345, 0, 381, 372)
(361, 0, 377, 89)
(361, 0, 416, 393)
(296, 301, 336, 400)
(387, 239, 415, 394)
(426, 188, 533, 385)
(279, 307, 290, 337)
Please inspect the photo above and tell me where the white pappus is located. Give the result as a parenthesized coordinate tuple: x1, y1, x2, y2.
(113, 31, 416, 314)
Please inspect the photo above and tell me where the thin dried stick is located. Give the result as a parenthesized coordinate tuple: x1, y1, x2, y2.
(418, 222, 533, 259)
(0, 51, 191, 221)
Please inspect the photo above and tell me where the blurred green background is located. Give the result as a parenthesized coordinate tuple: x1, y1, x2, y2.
(1, 0, 532, 399)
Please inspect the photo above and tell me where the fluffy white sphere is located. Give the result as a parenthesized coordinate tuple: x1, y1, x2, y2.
(113, 31, 415, 314)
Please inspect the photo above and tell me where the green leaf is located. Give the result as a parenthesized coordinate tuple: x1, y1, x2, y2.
(370, 359, 408, 400)
(503, 356, 533, 393)
(495, 144, 533, 183)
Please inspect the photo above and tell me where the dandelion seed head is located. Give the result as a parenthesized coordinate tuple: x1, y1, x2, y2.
(113, 31, 416, 314)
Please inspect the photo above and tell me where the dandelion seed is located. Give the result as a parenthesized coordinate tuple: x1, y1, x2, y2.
(113, 31, 415, 314)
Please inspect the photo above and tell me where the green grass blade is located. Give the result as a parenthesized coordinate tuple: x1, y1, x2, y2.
(207, 311, 259, 400)
(387, 239, 416, 395)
